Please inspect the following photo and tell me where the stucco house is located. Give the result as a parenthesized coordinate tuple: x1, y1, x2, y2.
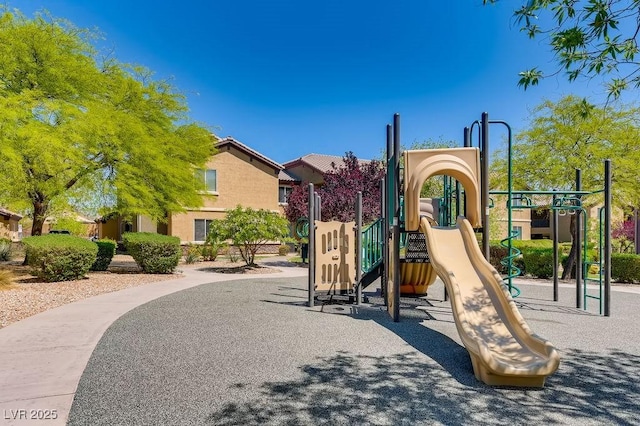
(98, 137, 284, 243)
(278, 153, 376, 205)
(169, 137, 283, 243)
(0, 207, 23, 241)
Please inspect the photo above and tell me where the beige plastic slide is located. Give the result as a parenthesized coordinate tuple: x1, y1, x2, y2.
(421, 216, 560, 387)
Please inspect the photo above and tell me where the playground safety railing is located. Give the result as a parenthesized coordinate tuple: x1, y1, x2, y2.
(361, 218, 384, 274)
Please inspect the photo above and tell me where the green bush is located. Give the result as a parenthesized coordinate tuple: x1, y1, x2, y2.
(522, 248, 554, 279)
(488, 241, 524, 275)
(513, 239, 554, 250)
(184, 244, 201, 264)
(203, 220, 228, 261)
(22, 235, 98, 282)
(123, 232, 180, 274)
(0, 237, 12, 261)
(91, 239, 116, 271)
(488, 241, 509, 273)
(611, 253, 640, 283)
(200, 242, 223, 261)
(278, 244, 290, 256)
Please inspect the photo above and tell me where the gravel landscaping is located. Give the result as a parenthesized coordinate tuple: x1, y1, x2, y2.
(0, 254, 288, 329)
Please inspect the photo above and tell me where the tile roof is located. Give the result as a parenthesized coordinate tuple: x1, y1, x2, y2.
(278, 169, 301, 182)
(283, 153, 372, 174)
(215, 136, 283, 172)
(0, 207, 22, 220)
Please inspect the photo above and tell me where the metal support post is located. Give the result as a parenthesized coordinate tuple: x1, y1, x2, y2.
(308, 183, 315, 307)
(552, 191, 559, 302)
(481, 112, 490, 260)
(575, 169, 583, 309)
(392, 113, 401, 322)
(356, 191, 363, 305)
(604, 160, 612, 316)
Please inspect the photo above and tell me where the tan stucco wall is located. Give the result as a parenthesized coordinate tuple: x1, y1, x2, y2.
(285, 164, 324, 185)
(169, 210, 227, 243)
(98, 218, 120, 240)
(200, 148, 279, 210)
(170, 146, 281, 243)
(0, 218, 20, 241)
(138, 215, 157, 233)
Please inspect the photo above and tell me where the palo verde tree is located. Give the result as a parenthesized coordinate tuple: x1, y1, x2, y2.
(284, 152, 385, 224)
(484, 0, 640, 99)
(0, 10, 213, 235)
(218, 206, 290, 266)
(492, 95, 640, 278)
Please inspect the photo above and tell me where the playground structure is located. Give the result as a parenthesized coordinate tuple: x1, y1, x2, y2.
(304, 112, 614, 387)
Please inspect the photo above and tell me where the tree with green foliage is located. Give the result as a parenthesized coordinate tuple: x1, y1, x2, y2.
(219, 206, 290, 266)
(484, 0, 640, 99)
(0, 10, 213, 236)
(51, 216, 85, 236)
(492, 95, 640, 278)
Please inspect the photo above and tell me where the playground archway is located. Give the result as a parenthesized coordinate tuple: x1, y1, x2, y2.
(404, 148, 481, 231)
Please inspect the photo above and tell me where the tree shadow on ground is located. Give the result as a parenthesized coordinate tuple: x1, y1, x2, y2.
(196, 265, 277, 274)
(206, 347, 640, 425)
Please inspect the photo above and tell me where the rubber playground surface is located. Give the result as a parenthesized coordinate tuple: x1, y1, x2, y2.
(62, 271, 640, 426)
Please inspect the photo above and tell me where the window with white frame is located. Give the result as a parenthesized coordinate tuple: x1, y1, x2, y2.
(279, 185, 292, 204)
(194, 219, 214, 242)
(196, 169, 217, 192)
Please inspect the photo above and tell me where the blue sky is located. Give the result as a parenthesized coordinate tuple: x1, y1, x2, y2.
(7, 1, 618, 164)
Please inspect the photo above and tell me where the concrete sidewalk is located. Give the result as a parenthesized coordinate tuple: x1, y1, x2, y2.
(0, 263, 307, 426)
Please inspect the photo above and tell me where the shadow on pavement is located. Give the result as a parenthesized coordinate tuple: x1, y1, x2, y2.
(206, 347, 640, 425)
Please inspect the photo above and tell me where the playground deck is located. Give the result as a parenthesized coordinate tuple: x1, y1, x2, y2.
(60, 274, 640, 425)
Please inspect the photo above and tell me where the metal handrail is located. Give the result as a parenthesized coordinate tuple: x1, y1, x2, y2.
(361, 218, 384, 273)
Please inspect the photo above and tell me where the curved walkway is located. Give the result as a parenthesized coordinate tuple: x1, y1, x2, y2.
(65, 277, 640, 425)
(2, 266, 640, 425)
(0, 262, 306, 426)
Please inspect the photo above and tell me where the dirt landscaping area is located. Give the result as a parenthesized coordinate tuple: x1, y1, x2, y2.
(0, 254, 293, 329)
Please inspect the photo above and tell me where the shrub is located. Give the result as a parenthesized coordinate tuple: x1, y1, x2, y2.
(488, 241, 524, 275)
(611, 253, 640, 283)
(22, 235, 98, 282)
(91, 239, 117, 271)
(488, 242, 508, 273)
(0, 268, 15, 289)
(184, 244, 201, 264)
(200, 242, 221, 261)
(522, 248, 554, 279)
(278, 244, 290, 256)
(0, 237, 12, 261)
(203, 220, 227, 261)
(123, 232, 180, 274)
(513, 239, 554, 250)
(227, 247, 240, 263)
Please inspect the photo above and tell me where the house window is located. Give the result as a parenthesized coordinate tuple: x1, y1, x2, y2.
(279, 186, 292, 204)
(513, 226, 523, 240)
(196, 169, 217, 192)
(531, 209, 550, 228)
(194, 219, 214, 242)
